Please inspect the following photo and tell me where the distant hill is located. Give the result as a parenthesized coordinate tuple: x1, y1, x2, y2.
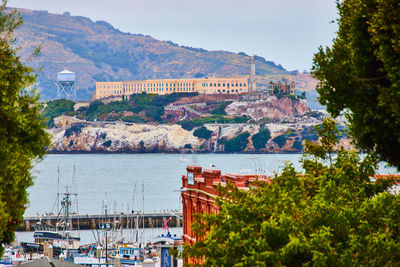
(11, 8, 297, 100)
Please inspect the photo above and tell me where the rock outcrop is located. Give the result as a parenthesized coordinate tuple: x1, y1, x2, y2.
(225, 96, 310, 121)
(49, 120, 200, 153)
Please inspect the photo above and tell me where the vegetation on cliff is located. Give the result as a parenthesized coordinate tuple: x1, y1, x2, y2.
(43, 99, 75, 127)
(251, 129, 271, 150)
(224, 132, 251, 153)
(0, 2, 49, 256)
(193, 126, 213, 140)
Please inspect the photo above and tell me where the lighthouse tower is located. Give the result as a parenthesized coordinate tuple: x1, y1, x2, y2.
(248, 56, 256, 93)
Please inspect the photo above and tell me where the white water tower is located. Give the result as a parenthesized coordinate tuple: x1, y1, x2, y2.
(56, 69, 77, 101)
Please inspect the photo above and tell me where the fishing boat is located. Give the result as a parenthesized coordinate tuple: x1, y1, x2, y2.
(32, 188, 80, 250)
(114, 243, 144, 265)
(21, 167, 80, 257)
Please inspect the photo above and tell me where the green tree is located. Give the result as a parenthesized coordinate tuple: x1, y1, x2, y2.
(179, 120, 198, 131)
(193, 126, 213, 139)
(224, 132, 250, 152)
(272, 134, 287, 148)
(42, 99, 75, 127)
(210, 101, 232, 115)
(313, 0, 400, 168)
(183, 119, 400, 266)
(292, 140, 303, 151)
(0, 2, 50, 256)
(251, 129, 271, 149)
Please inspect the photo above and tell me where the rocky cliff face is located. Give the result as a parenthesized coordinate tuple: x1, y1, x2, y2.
(49, 119, 199, 152)
(47, 115, 346, 154)
(225, 96, 310, 121)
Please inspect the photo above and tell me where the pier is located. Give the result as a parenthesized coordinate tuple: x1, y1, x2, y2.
(18, 212, 182, 231)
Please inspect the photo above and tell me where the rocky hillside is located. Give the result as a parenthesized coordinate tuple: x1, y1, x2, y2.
(12, 8, 299, 100)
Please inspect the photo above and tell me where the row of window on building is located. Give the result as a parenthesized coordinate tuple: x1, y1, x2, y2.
(201, 82, 246, 87)
(199, 89, 244, 94)
(97, 82, 195, 90)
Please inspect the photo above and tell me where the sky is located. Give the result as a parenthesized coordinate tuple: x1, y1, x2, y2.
(8, 0, 338, 72)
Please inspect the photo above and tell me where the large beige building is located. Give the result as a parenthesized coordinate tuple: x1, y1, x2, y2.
(93, 77, 249, 100)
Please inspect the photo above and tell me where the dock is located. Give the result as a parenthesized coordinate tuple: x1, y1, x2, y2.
(18, 212, 182, 231)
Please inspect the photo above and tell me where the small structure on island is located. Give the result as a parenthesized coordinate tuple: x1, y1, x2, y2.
(56, 69, 76, 101)
(248, 56, 257, 93)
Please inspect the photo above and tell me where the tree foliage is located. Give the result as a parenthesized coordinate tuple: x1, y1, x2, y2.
(183, 119, 400, 266)
(272, 134, 287, 148)
(210, 101, 232, 115)
(251, 129, 271, 149)
(224, 132, 250, 152)
(0, 2, 50, 256)
(292, 140, 303, 151)
(312, 0, 400, 168)
(42, 99, 75, 127)
(193, 126, 213, 139)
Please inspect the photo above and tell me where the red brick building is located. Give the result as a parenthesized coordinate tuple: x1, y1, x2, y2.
(267, 78, 296, 95)
(181, 165, 270, 264)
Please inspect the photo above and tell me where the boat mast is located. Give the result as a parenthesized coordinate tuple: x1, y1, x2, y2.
(65, 186, 70, 236)
(132, 182, 137, 242)
(142, 182, 145, 246)
(57, 166, 60, 215)
(105, 199, 108, 264)
(60, 185, 77, 242)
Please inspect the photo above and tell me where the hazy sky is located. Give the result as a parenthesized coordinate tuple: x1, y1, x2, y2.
(8, 0, 338, 71)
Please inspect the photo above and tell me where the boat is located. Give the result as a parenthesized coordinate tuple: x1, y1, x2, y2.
(152, 217, 182, 247)
(73, 245, 107, 266)
(152, 232, 182, 247)
(113, 243, 144, 265)
(30, 188, 80, 251)
(21, 167, 80, 257)
(32, 223, 80, 250)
